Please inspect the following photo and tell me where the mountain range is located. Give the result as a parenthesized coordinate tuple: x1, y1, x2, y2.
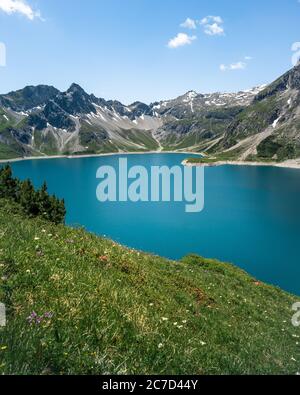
(0, 63, 299, 161)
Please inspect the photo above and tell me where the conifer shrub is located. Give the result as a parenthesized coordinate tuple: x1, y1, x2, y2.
(0, 164, 66, 224)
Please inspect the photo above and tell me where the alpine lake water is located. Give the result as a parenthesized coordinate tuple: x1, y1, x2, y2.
(10, 153, 300, 296)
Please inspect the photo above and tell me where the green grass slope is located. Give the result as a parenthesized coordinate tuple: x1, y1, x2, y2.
(0, 199, 299, 375)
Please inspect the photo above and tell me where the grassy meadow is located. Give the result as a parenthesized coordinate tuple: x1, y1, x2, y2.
(0, 199, 299, 375)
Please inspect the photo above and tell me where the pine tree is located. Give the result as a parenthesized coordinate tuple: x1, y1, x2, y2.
(0, 164, 18, 199)
(0, 164, 66, 224)
(47, 196, 66, 224)
(37, 182, 52, 221)
(55, 198, 66, 224)
(19, 180, 39, 217)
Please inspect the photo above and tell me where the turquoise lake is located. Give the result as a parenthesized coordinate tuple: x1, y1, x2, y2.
(10, 153, 300, 295)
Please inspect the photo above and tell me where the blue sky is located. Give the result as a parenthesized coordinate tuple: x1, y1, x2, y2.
(0, 0, 299, 104)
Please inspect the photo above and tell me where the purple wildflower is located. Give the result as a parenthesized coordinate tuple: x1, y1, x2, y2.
(27, 311, 38, 324)
(27, 311, 54, 325)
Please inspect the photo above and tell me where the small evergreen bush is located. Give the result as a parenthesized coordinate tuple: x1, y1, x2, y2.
(0, 164, 66, 224)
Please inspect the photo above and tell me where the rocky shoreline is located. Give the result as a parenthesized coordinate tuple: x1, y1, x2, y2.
(1, 152, 300, 170)
(0, 150, 202, 164)
(182, 159, 300, 170)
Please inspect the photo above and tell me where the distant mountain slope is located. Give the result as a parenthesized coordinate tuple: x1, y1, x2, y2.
(0, 84, 162, 157)
(152, 87, 264, 151)
(0, 64, 299, 161)
(213, 63, 300, 160)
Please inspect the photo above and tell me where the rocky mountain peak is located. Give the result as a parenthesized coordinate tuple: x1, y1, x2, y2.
(185, 90, 198, 99)
(1, 64, 299, 162)
(0, 85, 59, 112)
(67, 83, 88, 95)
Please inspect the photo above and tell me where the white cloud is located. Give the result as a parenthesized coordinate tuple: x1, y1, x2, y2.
(230, 61, 247, 70)
(220, 61, 247, 71)
(200, 16, 223, 25)
(180, 17, 197, 30)
(200, 15, 224, 36)
(168, 33, 197, 49)
(0, 0, 41, 20)
(244, 56, 253, 60)
(204, 23, 224, 36)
